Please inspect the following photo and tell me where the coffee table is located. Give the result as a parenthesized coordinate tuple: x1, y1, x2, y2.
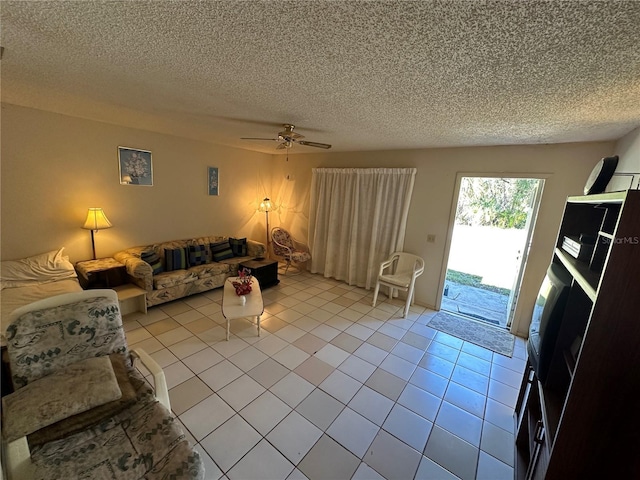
(222, 276, 263, 341)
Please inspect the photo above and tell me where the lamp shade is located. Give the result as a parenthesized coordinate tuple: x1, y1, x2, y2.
(82, 208, 113, 231)
(259, 197, 272, 212)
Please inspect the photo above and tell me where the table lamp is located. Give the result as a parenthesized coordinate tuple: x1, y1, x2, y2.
(82, 208, 112, 259)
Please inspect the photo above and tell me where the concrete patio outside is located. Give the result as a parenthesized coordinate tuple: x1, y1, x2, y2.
(442, 224, 528, 328)
(441, 281, 509, 327)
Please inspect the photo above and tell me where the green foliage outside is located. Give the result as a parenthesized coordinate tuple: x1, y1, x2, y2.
(455, 178, 538, 229)
(446, 269, 510, 296)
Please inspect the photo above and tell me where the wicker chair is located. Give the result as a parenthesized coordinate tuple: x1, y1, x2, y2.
(1, 290, 204, 480)
(271, 227, 311, 274)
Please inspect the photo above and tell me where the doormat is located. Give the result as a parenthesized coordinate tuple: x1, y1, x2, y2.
(427, 312, 515, 357)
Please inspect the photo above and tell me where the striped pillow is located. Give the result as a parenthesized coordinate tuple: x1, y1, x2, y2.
(229, 237, 248, 257)
(164, 248, 188, 271)
(188, 244, 208, 266)
(141, 250, 163, 275)
(211, 240, 234, 262)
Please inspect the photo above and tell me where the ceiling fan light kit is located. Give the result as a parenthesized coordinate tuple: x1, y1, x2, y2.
(241, 124, 331, 150)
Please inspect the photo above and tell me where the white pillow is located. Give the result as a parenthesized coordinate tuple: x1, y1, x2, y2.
(0, 248, 77, 289)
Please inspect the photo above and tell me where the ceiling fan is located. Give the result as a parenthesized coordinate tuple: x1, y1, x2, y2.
(241, 124, 331, 150)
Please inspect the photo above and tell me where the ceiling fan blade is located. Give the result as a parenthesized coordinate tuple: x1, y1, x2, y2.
(240, 137, 281, 141)
(297, 140, 332, 149)
(241, 124, 330, 150)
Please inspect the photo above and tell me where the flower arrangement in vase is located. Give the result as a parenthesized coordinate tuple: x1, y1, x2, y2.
(232, 268, 253, 296)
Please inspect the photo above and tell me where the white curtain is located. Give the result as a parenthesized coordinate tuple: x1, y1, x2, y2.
(308, 168, 417, 289)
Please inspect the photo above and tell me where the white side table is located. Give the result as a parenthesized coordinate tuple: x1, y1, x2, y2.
(113, 284, 147, 315)
(222, 277, 263, 341)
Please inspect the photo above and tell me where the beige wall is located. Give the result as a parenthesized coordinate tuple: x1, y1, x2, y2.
(1, 103, 617, 336)
(269, 142, 614, 336)
(1, 104, 274, 262)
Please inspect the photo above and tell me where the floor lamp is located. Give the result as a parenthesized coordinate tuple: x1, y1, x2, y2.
(259, 197, 272, 258)
(82, 208, 113, 260)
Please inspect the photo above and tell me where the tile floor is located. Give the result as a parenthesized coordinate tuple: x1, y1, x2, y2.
(124, 269, 526, 480)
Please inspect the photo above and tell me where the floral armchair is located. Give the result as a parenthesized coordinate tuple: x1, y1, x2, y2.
(1, 290, 204, 480)
(271, 227, 311, 274)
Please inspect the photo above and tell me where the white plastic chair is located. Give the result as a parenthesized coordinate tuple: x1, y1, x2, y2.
(372, 252, 425, 318)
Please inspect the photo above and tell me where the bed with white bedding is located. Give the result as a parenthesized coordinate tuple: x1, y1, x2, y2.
(1, 248, 82, 344)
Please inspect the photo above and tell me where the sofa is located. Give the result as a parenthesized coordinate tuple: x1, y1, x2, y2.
(113, 236, 266, 307)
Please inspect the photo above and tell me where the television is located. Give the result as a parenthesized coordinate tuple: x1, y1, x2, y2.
(527, 263, 573, 383)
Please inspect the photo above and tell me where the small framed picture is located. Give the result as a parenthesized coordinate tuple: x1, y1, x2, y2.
(208, 166, 219, 196)
(118, 147, 153, 186)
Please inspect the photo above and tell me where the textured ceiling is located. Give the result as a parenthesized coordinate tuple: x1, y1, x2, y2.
(1, 1, 639, 154)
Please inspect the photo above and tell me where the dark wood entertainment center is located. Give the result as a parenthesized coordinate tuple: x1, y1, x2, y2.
(515, 190, 640, 479)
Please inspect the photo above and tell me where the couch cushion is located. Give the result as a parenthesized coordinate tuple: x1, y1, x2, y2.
(165, 247, 188, 271)
(211, 240, 234, 261)
(6, 295, 127, 388)
(28, 353, 137, 447)
(153, 269, 198, 289)
(31, 399, 204, 480)
(2, 356, 122, 442)
(229, 237, 248, 257)
(190, 262, 230, 280)
(141, 250, 164, 275)
(188, 244, 208, 266)
(218, 256, 253, 276)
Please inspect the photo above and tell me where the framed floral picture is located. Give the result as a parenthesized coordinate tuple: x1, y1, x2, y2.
(208, 166, 219, 196)
(118, 147, 153, 186)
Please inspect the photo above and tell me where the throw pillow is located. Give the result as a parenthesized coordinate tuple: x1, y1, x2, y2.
(141, 250, 164, 275)
(1, 356, 122, 442)
(211, 240, 234, 262)
(229, 237, 248, 257)
(188, 244, 208, 266)
(28, 353, 137, 447)
(165, 247, 188, 271)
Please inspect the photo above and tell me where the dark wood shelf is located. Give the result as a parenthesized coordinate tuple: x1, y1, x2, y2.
(566, 191, 626, 204)
(597, 231, 614, 240)
(563, 349, 576, 377)
(554, 248, 598, 301)
(515, 448, 528, 480)
(538, 382, 563, 444)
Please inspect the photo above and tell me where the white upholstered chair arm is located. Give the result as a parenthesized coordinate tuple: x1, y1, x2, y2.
(3, 436, 33, 480)
(131, 348, 171, 411)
